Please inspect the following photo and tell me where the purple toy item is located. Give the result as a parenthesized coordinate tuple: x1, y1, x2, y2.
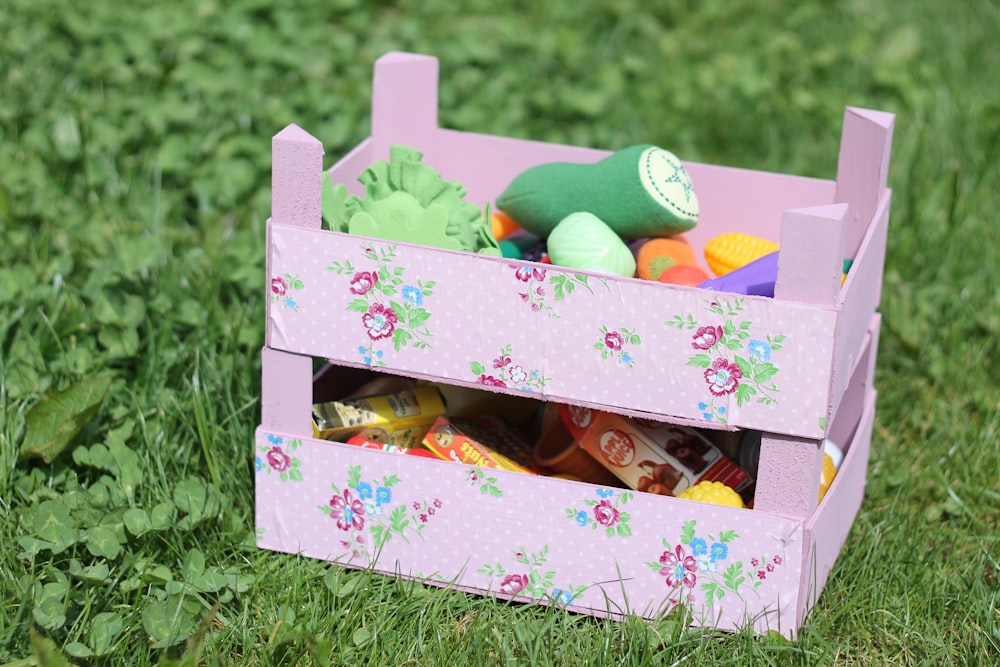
(698, 251, 779, 297)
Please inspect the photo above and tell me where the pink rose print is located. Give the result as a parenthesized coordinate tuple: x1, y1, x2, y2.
(704, 357, 742, 396)
(493, 354, 511, 369)
(329, 489, 366, 532)
(659, 545, 698, 589)
(362, 303, 398, 341)
(604, 331, 624, 351)
(514, 265, 546, 283)
(349, 271, 378, 295)
(266, 446, 291, 472)
(478, 374, 507, 388)
(499, 573, 529, 595)
(691, 325, 723, 350)
(593, 499, 621, 527)
(270, 277, 288, 296)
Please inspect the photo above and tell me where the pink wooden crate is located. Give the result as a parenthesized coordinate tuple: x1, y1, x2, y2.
(255, 52, 893, 636)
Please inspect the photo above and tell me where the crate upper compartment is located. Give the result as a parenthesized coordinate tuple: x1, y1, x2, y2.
(265, 52, 893, 441)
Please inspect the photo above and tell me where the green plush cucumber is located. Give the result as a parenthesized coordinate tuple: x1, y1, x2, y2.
(495, 145, 699, 239)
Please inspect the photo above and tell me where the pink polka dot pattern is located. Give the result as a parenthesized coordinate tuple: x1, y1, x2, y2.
(254, 428, 803, 633)
(268, 227, 837, 439)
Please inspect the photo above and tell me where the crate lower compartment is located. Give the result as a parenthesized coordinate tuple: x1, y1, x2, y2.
(254, 328, 878, 638)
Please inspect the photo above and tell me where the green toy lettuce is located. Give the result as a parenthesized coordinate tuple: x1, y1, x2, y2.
(322, 145, 500, 256)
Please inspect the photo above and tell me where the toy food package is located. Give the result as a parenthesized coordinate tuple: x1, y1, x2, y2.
(558, 404, 752, 497)
(344, 434, 442, 460)
(420, 416, 543, 474)
(312, 386, 446, 447)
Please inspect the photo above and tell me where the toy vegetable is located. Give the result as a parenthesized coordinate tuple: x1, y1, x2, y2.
(322, 144, 501, 255)
(704, 232, 778, 277)
(496, 145, 699, 239)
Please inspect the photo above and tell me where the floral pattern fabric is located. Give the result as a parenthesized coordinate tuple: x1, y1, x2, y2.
(666, 297, 787, 424)
(270, 274, 304, 311)
(645, 518, 784, 617)
(256, 435, 303, 482)
(478, 545, 585, 605)
(565, 487, 633, 537)
(511, 264, 609, 317)
(317, 464, 442, 562)
(470, 344, 549, 392)
(326, 243, 436, 365)
(594, 326, 640, 367)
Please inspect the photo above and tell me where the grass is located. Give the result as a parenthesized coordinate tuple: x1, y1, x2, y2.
(1, 0, 998, 664)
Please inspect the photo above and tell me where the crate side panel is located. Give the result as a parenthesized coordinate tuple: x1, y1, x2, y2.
(540, 273, 838, 438)
(828, 192, 890, 422)
(433, 128, 610, 209)
(254, 427, 806, 634)
(325, 137, 374, 198)
(799, 388, 877, 623)
(268, 227, 837, 437)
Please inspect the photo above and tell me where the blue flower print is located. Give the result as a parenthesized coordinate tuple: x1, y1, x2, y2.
(356, 481, 373, 500)
(717, 406, 726, 415)
(268, 434, 283, 445)
(621, 352, 633, 365)
(696, 554, 717, 573)
(689, 537, 708, 556)
(698, 402, 707, 411)
(364, 498, 383, 517)
(748, 339, 772, 362)
(255, 456, 263, 472)
(710, 542, 728, 562)
(575, 510, 588, 527)
(285, 298, 297, 310)
(552, 588, 575, 605)
(401, 285, 423, 306)
(360, 348, 385, 366)
(375, 486, 392, 506)
(596, 488, 614, 499)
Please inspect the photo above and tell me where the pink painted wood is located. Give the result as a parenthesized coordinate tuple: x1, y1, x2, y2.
(372, 52, 440, 164)
(835, 108, 894, 258)
(754, 203, 850, 519)
(262, 126, 323, 434)
(257, 51, 893, 637)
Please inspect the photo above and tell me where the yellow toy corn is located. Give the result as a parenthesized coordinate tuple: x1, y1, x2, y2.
(704, 232, 779, 277)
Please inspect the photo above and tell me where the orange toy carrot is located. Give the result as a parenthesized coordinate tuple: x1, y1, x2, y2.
(490, 210, 522, 241)
(635, 235, 699, 281)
